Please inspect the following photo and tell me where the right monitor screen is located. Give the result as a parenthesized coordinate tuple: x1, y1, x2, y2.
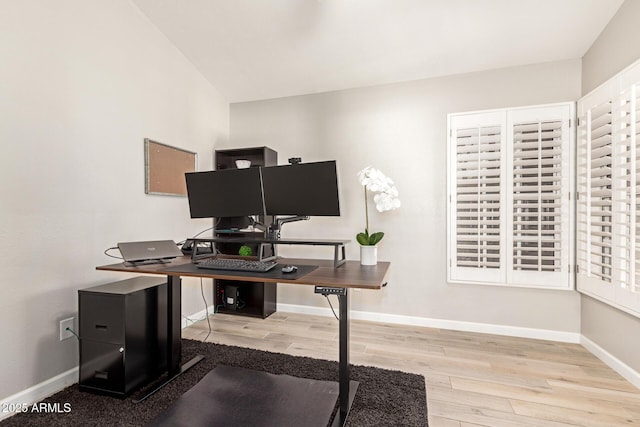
(261, 161, 341, 216)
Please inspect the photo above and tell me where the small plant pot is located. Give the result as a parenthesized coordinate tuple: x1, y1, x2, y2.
(360, 245, 378, 266)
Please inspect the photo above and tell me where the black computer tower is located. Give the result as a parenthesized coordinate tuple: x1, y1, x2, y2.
(78, 276, 168, 398)
(224, 284, 241, 311)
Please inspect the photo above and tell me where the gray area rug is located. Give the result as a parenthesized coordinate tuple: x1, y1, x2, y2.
(1, 339, 427, 426)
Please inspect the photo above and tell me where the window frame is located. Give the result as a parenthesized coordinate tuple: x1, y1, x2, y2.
(447, 102, 575, 290)
(577, 59, 640, 317)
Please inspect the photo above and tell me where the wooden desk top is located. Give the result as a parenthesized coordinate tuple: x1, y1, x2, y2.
(96, 256, 390, 290)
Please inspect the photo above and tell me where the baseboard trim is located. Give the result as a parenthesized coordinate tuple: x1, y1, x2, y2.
(3, 305, 636, 419)
(278, 303, 581, 343)
(0, 367, 78, 422)
(182, 305, 215, 329)
(580, 335, 640, 389)
(278, 303, 640, 388)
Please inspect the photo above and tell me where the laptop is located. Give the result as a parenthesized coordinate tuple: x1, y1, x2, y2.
(117, 240, 183, 265)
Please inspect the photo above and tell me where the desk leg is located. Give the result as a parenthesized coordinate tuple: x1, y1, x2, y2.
(133, 275, 204, 403)
(167, 275, 182, 374)
(332, 289, 358, 427)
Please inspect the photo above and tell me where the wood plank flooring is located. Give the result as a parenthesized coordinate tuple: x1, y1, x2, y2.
(182, 311, 640, 426)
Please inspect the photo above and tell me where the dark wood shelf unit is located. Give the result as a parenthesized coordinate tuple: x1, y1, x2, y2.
(213, 146, 278, 319)
(215, 146, 277, 171)
(215, 279, 277, 318)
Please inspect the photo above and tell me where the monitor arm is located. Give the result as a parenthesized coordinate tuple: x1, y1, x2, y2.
(267, 216, 309, 239)
(247, 216, 268, 232)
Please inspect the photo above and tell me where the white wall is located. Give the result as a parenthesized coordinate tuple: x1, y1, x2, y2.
(230, 59, 582, 335)
(0, 0, 228, 400)
(582, 0, 640, 94)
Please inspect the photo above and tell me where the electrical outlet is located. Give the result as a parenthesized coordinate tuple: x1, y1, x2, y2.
(59, 317, 75, 341)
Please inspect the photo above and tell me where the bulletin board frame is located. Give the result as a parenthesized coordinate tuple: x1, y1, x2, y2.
(144, 138, 197, 196)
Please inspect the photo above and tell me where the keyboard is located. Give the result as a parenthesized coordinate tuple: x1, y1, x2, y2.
(195, 258, 278, 273)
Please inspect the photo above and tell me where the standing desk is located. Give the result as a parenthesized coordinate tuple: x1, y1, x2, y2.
(96, 256, 390, 427)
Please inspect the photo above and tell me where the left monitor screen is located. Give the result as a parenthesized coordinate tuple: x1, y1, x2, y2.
(185, 168, 265, 218)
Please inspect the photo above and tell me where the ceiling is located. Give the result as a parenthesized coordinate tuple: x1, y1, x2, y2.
(132, 0, 624, 103)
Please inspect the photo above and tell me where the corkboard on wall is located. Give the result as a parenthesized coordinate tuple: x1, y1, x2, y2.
(145, 139, 197, 196)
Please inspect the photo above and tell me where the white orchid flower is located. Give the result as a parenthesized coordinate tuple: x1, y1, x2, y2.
(356, 166, 400, 246)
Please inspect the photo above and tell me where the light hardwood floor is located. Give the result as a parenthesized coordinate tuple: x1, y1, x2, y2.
(182, 311, 640, 426)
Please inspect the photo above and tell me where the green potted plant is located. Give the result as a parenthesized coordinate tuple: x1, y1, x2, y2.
(357, 166, 400, 265)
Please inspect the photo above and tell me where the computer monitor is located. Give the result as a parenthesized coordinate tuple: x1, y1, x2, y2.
(185, 168, 266, 218)
(261, 161, 341, 216)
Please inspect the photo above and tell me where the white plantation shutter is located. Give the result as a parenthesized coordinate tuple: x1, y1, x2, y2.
(448, 104, 573, 289)
(509, 107, 571, 287)
(635, 87, 640, 296)
(590, 101, 613, 283)
(449, 112, 506, 283)
(614, 88, 633, 293)
(577, 59, 640, 315)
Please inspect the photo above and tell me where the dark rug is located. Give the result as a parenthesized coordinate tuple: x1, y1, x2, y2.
(1, 340, 427, 426)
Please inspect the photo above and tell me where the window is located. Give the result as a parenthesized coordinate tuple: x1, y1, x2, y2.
(448, 103, 574, 289)
(577, 60, 640, 315)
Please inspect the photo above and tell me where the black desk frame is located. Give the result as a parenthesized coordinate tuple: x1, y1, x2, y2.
(97, 258, 389, 426)
(336, 288, 356, 426)
(131, 275, 204, 403)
